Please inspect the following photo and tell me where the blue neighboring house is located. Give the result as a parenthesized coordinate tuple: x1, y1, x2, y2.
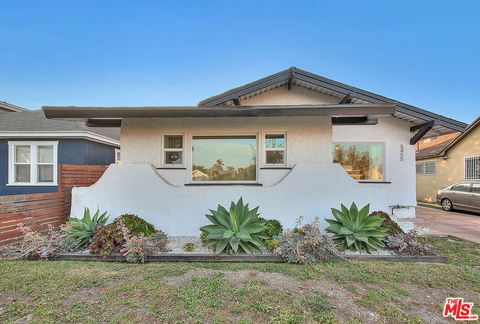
(0, 101, 120, 196)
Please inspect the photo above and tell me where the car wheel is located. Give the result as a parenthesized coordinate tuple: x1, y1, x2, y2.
(441, 198, 453, 211)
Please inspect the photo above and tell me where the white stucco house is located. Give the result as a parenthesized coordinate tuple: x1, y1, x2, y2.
(43, 67, 466, 235)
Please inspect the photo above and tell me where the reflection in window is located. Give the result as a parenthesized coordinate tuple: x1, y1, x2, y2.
(333, 143, 384, 181)
(192, 136, 256, 181)
(163, 135, 183, 165)
(265, 134, 286, 165)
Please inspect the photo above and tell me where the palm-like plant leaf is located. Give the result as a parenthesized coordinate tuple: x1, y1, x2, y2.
(67, 207, 109, 250)
(325, 202, 388, 253)
(200, 197, 267, 255)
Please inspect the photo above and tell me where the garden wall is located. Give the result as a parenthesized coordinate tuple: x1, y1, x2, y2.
(0, 164, 107, 244)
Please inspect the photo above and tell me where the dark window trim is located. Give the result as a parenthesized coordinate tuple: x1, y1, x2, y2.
(157, 167, 187, 170)
(184, 183, 263, 186)
(260, 167, 292, 170)
(358, 181, 391, 184)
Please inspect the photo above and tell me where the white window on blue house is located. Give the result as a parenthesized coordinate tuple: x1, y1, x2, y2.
(8, 141, 58, 185)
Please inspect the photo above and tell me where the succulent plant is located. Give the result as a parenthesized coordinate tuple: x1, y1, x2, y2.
(200, 197, 268, 255)
(67, 208, 109, 250)
(325, 202, 388, 253)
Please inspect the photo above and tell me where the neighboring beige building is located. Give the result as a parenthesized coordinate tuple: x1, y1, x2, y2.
(416, 117, 480, 202)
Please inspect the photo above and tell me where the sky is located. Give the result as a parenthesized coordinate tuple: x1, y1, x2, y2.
(0, 1, 479, 123)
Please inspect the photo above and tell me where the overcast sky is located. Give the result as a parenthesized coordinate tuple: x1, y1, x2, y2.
(1, 1, 478, 123)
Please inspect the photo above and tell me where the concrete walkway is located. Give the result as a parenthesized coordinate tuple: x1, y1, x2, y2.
(415, 206, 480, 243)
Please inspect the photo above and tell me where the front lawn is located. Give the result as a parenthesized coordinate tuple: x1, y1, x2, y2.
(0, 237, 478, 323)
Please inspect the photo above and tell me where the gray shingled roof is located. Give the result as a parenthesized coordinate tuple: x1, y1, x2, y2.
(0, 110, 119, 142)
(416, 139, 453, 160)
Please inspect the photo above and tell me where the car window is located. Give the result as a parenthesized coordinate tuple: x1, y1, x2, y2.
(472, 183, 480, 194)
(451, 183, 471, 192)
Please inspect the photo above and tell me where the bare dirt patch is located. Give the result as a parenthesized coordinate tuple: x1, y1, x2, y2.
(165, 268, 381, 323)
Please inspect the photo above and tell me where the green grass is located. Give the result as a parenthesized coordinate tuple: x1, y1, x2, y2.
(0, 236, 478, 323)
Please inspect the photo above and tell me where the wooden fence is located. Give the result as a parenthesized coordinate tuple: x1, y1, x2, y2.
(0, 192, 66, 244)
(0, 164, 107, 244)
(58, 164, 108, 216)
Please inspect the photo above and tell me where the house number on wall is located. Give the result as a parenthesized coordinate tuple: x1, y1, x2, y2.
(399, 144, 404, 161)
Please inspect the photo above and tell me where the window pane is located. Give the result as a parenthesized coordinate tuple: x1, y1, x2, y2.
(265, 134, 285, 149)
(192, 136, 256, 181)
(452, 183, 470, 192)
(164, 135, 183, 149)
(471, 184, 480, 194)
(333, 143, 384, 180)
(165, 151, 183, 165)
(38, 165, 54, 182)
(15, 165, 30, 182)
(37, 146, 53, 163)
(15, 146, 30, 163)
(266, 150, 284, 164)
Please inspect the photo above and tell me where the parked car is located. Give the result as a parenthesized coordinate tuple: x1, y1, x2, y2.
(436, 181, 480, 212)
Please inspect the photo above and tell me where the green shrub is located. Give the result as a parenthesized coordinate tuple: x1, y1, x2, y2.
(276, 217, 337, 264)
(200, 231, 208, 244)
(89, 223, 125, 257)
(182, 242, 195, 252)
(264, 239, 280, 252)
(118, 214, 155, 236)
(144, 230, 169, 253)
(67, 208, 109, 250)
(370, 211, 403, 236)
(325, 202, 389, 253)
(258, 218, 283, 238)
(200, 197, 268, 255)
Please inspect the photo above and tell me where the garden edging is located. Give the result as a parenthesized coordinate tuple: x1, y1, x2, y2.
(54, 252, 448, 263)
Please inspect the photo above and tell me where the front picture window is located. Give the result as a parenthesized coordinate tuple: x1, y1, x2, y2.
(163, 135, 183, 165)
(333, 143, 384, 181)
(192, 136, 257, 182)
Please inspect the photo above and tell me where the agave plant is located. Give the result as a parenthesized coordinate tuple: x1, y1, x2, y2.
(325, 202, 388, 253)
(200, 198, 268, 255)
(67, 208, 109, 250)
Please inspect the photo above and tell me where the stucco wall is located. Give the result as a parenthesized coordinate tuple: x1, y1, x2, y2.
(71, 163, 407, 235)
(416, 126, 480, 202)
(121, 116, 333, 186)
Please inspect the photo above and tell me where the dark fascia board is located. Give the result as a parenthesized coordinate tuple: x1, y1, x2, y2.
(43, 104, 395, 121)
(198, 67, 467, 132)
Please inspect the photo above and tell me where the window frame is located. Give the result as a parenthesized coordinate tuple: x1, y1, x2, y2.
(7, 141, 58, 186)
(464, 155, 480, 180)
(416, 160, 437, 176)
(262, 131, 287, 167)
(161, 133, 185, 168)
(115, 148, 121, 164)
(189, 132, 259, 184)
(332, 142, 386, 182)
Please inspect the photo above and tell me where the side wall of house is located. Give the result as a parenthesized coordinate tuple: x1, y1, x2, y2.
(416, 126, 480, 202)
(0, 139, 117, 196)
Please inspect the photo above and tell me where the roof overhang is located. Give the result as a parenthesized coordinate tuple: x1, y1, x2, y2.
(43, 104, 396, 127)
(0, 131, 120, 147)
(198, 67, 468, 136)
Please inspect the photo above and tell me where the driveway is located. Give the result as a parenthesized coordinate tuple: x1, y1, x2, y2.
(415, 206, 480, 243)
